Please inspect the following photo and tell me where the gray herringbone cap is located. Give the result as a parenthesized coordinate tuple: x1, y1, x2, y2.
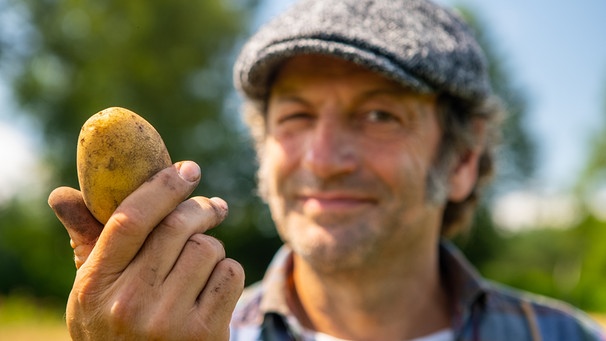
(234, 0, 492, 102)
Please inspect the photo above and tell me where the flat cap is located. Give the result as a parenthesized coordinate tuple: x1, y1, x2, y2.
(234, 0, 492, 102)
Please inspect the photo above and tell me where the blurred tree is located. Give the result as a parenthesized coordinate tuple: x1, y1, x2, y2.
(569, 215, 606, 311)
(468, 213, 606, 313)
(0, 196, 74, 302)
(577, 79, 606, 196)
(566, 75, 606, 312)
(457, 22, 606, 312)
(459, 8, 536, 190)
(452, 6, 536, 265)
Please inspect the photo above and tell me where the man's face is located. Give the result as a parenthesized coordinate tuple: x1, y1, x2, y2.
(259, 55, 445, 272)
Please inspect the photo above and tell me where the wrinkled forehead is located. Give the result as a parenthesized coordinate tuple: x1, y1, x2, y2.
(269, 55, 410, 94)
(266, 54, 439, 120)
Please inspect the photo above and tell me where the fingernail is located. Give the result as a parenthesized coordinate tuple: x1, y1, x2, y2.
(176, 161, 201, 182)
(210, 197, 229, 218)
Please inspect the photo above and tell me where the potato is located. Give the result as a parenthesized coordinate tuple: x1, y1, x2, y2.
(77, 107, 172, 224)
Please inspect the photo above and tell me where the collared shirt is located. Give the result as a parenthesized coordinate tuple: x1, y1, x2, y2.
(230, 240, 605, 341)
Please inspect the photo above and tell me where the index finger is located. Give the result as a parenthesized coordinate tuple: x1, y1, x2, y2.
(85, 161, 201, 277)
(48, 186, 103, 247)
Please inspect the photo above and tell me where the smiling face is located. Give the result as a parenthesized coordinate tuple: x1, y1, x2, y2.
(258, 55, 447, 273)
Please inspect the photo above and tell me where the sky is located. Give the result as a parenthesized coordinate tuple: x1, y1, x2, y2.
(0, 82, 45, 203)
(1, 0, 606, 208)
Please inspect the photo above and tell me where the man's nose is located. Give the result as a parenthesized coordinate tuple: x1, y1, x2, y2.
(302, 119, 357, 178)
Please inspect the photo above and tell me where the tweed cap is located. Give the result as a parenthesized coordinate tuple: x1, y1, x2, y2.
(234, 0, 492, 102)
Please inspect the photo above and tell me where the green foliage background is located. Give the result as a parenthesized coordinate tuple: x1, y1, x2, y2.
(0, 0, 604, 315)
(454, 6, 606, 313)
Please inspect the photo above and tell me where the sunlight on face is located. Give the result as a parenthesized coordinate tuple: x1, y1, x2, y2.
(259, 55, 445, 273)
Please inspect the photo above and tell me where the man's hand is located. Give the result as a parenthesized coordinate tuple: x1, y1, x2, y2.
(48, 161, 245, 340)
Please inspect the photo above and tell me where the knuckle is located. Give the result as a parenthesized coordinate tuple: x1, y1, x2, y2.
(72, 273, 107, 309)
(106, 291, 140, 331)
(159, 204, 190, 236)
(159, 198, 226, 237)
(73, 244, 93, 269)
(108, 208, 145, 237)
(186, 234, 225, 261)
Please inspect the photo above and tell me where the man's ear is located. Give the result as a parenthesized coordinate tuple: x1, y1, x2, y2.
(447, 119, 486, 202)
(447, 149, 481, 202)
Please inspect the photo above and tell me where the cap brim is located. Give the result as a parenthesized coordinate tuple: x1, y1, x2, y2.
(237, 37, 434, 101)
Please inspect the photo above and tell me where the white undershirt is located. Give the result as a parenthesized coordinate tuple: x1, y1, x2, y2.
(304, 328, 454, 341)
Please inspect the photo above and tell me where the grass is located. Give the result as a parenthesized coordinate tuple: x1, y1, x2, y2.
(1, 295, 605, 340)
(0, 295, 69, 341)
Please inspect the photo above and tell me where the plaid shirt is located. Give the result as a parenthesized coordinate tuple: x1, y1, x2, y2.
(230, 240, 605, 340)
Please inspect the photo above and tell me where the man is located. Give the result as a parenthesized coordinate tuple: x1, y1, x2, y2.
(49, 0, 604, 340)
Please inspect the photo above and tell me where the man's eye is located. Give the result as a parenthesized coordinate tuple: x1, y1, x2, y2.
(365, 110, 398, 123)
(356, 109, 411, 138)
(277, 112, 313, 124)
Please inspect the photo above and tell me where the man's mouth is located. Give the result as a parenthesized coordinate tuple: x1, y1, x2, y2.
(297, 191, 377, 213)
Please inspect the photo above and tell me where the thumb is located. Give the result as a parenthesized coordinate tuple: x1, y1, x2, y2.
(49, 186, 103, 268)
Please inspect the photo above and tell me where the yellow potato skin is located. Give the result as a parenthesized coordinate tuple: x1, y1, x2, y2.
(77, 107, 172, 224)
